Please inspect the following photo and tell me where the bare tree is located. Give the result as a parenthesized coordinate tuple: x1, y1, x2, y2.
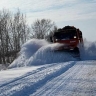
(0, 9, 12, 63)
(0, 9, 30, 64)
(12, 10, 29, 51)
(45, 26, 58, 42)
(31, 19, 56, 39)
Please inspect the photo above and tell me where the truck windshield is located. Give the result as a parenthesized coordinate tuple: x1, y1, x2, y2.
(54, 30, 77, 40)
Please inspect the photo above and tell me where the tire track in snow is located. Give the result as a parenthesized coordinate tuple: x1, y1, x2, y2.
(14, 61, 76, 96)
(0, 66, 47, 88)
(0, 61, 76, 96)
(32, 61, 82, 96)
(41, 62, 83, 96)
(33, 61, 96, 96)
(0, 63, 66, 96)
(0, 63, 60, 88)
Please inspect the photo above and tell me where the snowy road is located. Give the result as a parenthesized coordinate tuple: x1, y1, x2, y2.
(0, 60, 96, 96)
(33, 61, 96, 96)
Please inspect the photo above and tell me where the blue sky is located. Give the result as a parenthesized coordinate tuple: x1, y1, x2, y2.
(0, 0, 96, 41)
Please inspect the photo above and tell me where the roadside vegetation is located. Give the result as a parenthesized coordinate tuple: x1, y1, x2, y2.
(0, 9, 57, 64)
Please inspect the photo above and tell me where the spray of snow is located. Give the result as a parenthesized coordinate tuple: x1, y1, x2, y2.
(9, 39, 96, 68)
(80, 39, 96, 60)
(9, 39, 75, 68)
(26, 43, 76, 66)
(20, 39, 49, 58)
(9, 39, 48, 68)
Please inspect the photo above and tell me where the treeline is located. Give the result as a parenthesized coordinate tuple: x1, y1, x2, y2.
(0, 9, 56, 64)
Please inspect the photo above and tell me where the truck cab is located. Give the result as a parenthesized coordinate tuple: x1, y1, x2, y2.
(52, 26, 83, 55)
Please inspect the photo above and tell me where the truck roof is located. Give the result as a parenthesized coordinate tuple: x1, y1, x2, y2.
(53, 26, 82, 36)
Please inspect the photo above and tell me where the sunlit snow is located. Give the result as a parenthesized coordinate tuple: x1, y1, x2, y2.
(0, 39, 96, 96)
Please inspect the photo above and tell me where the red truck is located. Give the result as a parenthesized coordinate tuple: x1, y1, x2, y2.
(52, 26, 83, 57)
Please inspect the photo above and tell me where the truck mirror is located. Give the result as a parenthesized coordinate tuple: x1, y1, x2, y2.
(79, 33, 82, 38)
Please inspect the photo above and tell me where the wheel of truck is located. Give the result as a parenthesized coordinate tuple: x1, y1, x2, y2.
(74, 47, 79, 53)
(72, 47, 80, 57)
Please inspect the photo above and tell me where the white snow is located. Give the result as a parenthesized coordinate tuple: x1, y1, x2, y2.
(0, 39, 96, 96)
(0, 66, 40, 85)
(9, 39, 76, 68)
(80, 40, 96, 60)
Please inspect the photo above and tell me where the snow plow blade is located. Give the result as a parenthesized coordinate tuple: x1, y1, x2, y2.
(54, 47, 80, 59)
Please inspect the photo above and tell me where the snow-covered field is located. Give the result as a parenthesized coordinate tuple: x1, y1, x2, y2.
(0, 39, 96, 96)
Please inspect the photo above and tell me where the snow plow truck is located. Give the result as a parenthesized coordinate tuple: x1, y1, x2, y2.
(51, 25, 83, 57)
